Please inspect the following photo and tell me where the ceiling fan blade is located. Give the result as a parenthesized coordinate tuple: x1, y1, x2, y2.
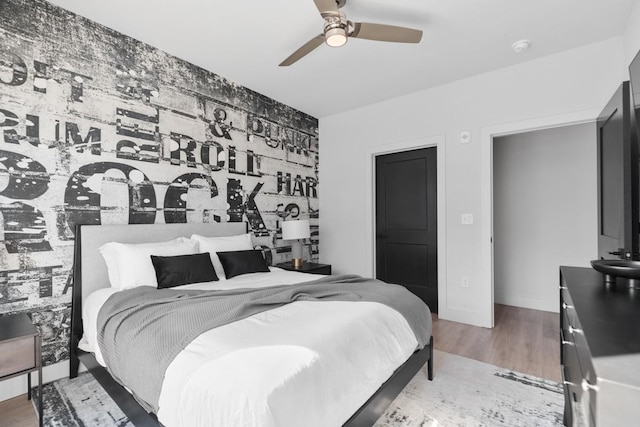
(313, 0, 339, 16)
(350, 22, 423, 43)
(279, 34, 325, 67)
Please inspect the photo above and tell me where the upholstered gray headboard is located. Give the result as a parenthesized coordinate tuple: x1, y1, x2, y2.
(70, 222, 248, 370)
(74, 222, 247, 303)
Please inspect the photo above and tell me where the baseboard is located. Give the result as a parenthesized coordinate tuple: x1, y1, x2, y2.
(0, 360, 87, 402)
(439, 305, 493, 328)
(494, 294, 559, 313)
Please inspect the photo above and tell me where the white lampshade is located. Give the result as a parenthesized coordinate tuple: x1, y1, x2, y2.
(282, 219, 310, 240)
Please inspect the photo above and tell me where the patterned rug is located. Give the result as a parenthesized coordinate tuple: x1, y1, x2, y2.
(32, 373, 131, 427)
(374, 350, 564, 426)
(33, 350, 563, 426)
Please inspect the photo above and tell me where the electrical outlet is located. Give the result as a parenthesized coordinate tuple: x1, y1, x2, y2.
(461, 276, 470, 288)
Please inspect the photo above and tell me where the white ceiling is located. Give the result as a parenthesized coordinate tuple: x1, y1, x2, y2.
(47, 0, 637, 118)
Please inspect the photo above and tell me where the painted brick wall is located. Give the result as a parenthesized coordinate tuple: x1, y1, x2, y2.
(0, 0, 319, 365)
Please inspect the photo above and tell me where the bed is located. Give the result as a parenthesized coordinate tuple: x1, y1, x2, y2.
(69, 222, 433, 427)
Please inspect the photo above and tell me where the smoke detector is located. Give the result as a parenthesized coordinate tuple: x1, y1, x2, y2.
(512, 39, 531, 53)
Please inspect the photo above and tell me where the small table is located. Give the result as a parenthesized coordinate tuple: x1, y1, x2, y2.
(0, 313, 43, 427)
(275, 261, 332, 275)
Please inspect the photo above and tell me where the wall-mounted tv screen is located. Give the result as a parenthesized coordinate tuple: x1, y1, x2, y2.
(630, 50, 640, 150)
(596, 81, 638, 260)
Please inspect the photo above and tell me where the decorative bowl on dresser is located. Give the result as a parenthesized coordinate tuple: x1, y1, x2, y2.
(560, 266, 640, 426)
(590, 259, 640, 286)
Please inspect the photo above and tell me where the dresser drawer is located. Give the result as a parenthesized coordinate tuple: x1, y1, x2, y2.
(565, 317, 596, 391)
(561, 309, 580, 349)
(0, 336, 36, 378)
(562, 341, 595, 427)
(560, 298, 596, 383)
(562, 335, 583, 393)
(562, 365, 592, 427)
(560, 287, 579, 328)
(560, 325, 572, 366)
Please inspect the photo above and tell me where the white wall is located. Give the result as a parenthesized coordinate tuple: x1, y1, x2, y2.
(624, 0, 640, 69)
(492, 124, 597, 313)
(319, 38, 625, 327)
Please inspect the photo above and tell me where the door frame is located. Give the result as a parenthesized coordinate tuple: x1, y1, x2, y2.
(480, 108, 601, 327)
(365, 134, 447, 315)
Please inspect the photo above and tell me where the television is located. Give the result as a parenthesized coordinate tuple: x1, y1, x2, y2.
(630, 49, 640, 170)
(596, 78, 638, 260)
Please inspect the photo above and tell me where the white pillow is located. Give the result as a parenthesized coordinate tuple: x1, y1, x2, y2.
(190, 233, 253, 280)
(100, 238, 198, 290)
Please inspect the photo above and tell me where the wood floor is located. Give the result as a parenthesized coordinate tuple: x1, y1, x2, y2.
(0, 303, 560, 427)
(0, 394, 37, 427)
(432, 303, 561, 382)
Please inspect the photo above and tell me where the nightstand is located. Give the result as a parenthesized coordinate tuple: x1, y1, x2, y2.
(275, 261, 332, 275)
(0, 313, 43, 427)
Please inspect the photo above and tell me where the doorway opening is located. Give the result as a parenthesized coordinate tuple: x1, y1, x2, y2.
(492, 123, 596, 313)
(480, 110, 600, 327)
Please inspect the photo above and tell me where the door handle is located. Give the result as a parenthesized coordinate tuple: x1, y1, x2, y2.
(377, 233, 388, 239)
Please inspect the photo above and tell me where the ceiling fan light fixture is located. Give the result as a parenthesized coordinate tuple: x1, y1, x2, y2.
(279, 0, 423, 66)
(325, 27, 347, 47)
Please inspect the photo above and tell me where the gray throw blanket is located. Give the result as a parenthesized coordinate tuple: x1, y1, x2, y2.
(97, 274, 432, 413)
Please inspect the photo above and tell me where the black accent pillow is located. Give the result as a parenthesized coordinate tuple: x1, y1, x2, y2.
(217, 249, 270, 279)
(151, 252, 218, 289)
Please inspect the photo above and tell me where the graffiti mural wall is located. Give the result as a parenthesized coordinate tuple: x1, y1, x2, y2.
(0, 0, 319, 365)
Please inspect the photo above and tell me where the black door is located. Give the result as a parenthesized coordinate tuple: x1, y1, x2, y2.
(375, 147, 438, 312)
(597, 81, 638, 260)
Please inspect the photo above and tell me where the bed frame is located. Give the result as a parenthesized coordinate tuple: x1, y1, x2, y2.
(69, 222, 433, 426)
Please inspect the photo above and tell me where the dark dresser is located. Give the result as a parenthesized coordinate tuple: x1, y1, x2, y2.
(560, 266, 640, 426)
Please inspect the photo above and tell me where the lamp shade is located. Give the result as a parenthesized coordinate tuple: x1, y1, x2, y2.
(282, 219, 310, 240)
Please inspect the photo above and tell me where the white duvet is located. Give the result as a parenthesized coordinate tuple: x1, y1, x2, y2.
(79, 268, 419, 427)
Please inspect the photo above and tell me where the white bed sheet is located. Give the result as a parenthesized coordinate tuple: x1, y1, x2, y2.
(80, 268, 419, 427)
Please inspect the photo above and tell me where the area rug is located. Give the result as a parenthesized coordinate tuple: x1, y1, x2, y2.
(32, 372, 131, 427)
(34, 350, 563, 426)
(374, 350, 564, 427)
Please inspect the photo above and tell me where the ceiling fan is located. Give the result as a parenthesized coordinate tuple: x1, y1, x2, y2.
(279, 0, 423, 66)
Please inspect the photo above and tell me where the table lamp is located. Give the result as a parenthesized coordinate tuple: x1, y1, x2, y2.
(282, 219, 310, 267)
